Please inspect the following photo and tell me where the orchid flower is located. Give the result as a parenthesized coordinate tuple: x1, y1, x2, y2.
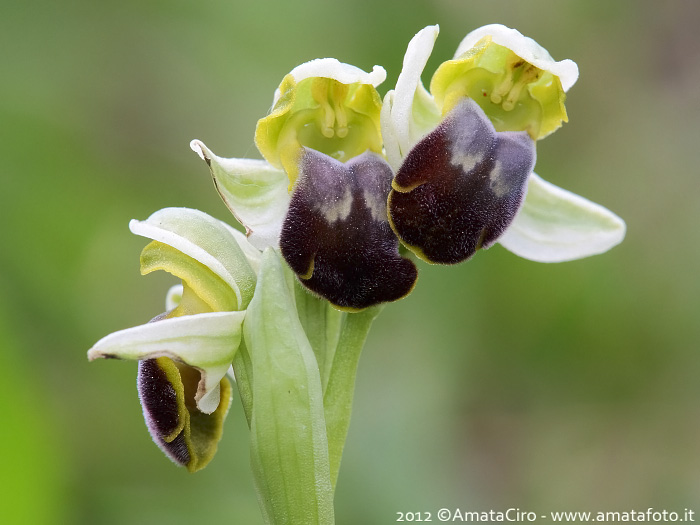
(88, 25, 627, 525)
(382, 24, 625, 263)
(88, 207, 258, 472)
(191, 58, 417, 311)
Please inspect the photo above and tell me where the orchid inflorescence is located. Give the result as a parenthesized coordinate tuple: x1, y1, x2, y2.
(88, 24, 624, 524)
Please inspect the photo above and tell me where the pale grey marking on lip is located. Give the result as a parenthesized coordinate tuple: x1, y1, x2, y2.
(316, 185, 353, 223)
(362, 187, 388, 222)
(447, 98, 495, 174)
(450, 150, 484, 173)
(489, 160, 509, 198)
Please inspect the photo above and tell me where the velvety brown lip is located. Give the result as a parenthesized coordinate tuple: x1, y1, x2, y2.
(281, 149, 417, 311)
(388, 98, 536, 265)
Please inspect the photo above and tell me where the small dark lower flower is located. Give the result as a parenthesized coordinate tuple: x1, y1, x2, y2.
(87, 208, 254, 471)
(138, 356, 232, 472)
(388, 98, 536, 264)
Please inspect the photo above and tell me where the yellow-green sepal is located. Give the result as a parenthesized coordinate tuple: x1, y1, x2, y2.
(140, 240, 238, 314)
(130, 207, 258, 310)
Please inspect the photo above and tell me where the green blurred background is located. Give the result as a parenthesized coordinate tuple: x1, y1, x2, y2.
(2, 0, 699, 523)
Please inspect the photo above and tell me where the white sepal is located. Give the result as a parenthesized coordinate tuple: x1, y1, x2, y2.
(498, 173, 626, 262)
(88, 311, 245, 413)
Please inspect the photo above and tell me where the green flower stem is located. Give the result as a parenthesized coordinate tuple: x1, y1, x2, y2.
(293, 279, 345, 392)
(243, 249, 334, 525)
(323, 305, 382, 489)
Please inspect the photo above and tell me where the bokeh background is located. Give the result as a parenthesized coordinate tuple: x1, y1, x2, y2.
(2, 0, 699, 523)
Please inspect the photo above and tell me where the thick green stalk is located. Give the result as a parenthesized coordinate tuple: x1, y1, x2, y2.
(293, 280, 345, 392)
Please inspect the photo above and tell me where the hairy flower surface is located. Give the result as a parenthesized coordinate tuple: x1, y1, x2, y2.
(191, 59, 417, 311)
(382, 25, 625, 263)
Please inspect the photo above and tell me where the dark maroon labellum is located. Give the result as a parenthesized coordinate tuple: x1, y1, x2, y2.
(388, 98, 536, 264)
(280, 149, 417, 310)
(137, 358, 191, 466)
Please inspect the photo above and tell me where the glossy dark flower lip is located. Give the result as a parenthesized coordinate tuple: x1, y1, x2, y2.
(280, 149, 417, 311)
(388, 98, 536, 265)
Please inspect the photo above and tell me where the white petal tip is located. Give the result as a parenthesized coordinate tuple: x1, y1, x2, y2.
(195, 382, 222, 415)
(128, 218, 141, 234)
(287, 58, 387, 87)
(420, 24, 440, 40)
(189, 139, 207, 160)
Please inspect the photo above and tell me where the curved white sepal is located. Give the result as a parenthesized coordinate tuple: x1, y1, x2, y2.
(88, 311, 245, 413)
(191, 140, 289, 251)
(455, 24, 579, 92)
(382, 25, 441, 171)
(498, 173, 626, 262)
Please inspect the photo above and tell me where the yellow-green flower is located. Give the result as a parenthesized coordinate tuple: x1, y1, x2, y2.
(431, 24, 578, 140)
(254, 58, 386, 186)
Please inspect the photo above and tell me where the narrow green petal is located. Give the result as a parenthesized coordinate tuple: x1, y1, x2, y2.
(130, 207, 257, 310)
(244, 248, 334, 525)
(190, 140, 290, 251)
(498, 173, 626, 262)
(87, 311, 245, 414)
